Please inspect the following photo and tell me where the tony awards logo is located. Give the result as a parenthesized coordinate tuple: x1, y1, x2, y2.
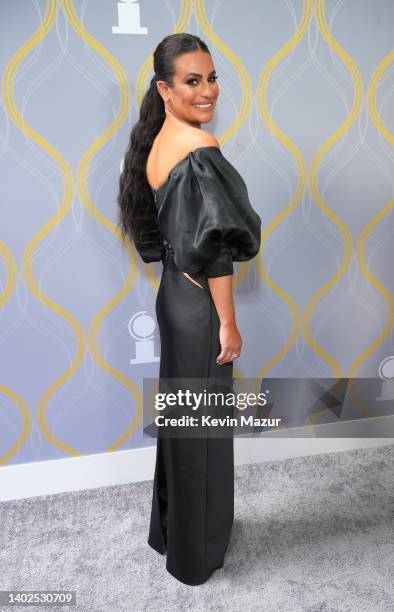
(129, 311, 160, 364)
(376, 356, 394, 402)
(112, 0, 148, 35)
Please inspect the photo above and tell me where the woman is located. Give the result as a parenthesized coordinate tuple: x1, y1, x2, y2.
(117, 33, 261, 586)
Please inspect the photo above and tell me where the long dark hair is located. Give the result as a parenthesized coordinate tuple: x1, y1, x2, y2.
(117, 33, 210, 244)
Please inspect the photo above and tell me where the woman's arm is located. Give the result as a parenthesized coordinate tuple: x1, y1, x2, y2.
(207, 275, 242, 365)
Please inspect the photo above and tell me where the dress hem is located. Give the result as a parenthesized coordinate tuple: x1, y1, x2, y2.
(164, 561, 225, 587)
(147, 538, 166, 556)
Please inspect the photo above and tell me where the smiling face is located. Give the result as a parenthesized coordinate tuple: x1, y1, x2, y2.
(157, 50, 219, 127)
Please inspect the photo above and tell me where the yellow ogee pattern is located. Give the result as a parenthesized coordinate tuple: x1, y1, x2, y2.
(63, 0, 144, 451)
(303, 0, 362, 383)
(2, 0, 392, 460)
(368, 51, 394, 147)
(0, 245, 31, 463)
(344, 51, 394, 419)
(1, 0, 87, 457)
(254, 0, 312, 384)
(0, 242, 18, 306)
(0, 386, 31, 465)
(349, 51, 394, 379)
(303, 0, 363, 427)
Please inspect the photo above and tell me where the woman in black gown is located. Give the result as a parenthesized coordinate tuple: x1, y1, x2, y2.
(117, 33, 261, 586)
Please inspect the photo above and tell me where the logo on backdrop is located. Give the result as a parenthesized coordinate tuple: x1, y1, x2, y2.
(129, 311, 160, 364)
(112, 0, 148, 35)
(376, 356, 394, 402)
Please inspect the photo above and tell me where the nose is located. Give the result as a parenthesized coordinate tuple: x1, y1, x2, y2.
(200, 80, 216, 99)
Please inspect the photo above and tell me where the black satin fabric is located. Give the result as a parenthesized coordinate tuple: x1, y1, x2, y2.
(134, 145, 261, 276)
(135, 146, 261, 586)
(148, 250, 235, 585)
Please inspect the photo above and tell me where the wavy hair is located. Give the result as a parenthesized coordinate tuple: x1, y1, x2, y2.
(117, 33, 210, 244)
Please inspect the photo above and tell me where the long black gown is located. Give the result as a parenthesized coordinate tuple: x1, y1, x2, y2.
(134, 145, 261, 585)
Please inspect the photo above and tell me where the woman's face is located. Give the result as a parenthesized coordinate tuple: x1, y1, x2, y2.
(158, 50, 219, 127)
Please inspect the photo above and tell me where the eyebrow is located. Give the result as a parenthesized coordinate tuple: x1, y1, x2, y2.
(184, 70, 216, 78)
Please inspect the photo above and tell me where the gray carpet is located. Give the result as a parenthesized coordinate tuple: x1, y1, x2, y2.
(1, 444, 393, 612)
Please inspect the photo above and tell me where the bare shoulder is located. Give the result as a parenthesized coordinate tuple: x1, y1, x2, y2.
(182, 128, 220, 154)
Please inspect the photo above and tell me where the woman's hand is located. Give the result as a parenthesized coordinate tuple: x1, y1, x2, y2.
(216, 321, 242, 365)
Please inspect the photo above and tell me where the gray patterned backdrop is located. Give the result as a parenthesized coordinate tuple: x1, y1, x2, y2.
(0, 0, 393, 466)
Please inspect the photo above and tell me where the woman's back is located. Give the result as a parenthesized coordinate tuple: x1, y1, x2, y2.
(146, 126, 218, 191)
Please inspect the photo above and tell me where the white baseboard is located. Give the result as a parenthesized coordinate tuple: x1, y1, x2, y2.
(0, 417, 393, 502)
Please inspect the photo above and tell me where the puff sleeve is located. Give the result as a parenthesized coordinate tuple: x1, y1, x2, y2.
(134, 218, 165, 263)
(162, 147, 261, 278)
